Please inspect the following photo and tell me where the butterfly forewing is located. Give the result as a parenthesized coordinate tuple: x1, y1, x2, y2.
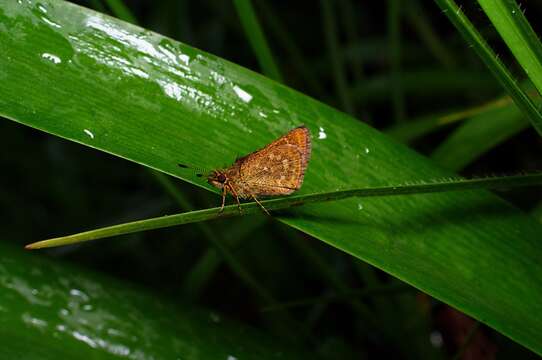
(231, 126, 311, 196)
(238, 144, 306, 196)
(267, 126, 311, 171)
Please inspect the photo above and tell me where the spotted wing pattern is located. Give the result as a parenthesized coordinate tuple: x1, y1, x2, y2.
(233, 126, 311, 197)
(264, 126, 311, 173)
(234, 144, 304, 197)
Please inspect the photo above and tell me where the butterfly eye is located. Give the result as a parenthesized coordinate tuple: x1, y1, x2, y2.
(217, 174, 227, 183)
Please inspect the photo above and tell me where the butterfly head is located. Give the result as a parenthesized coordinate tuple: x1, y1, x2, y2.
(208, 170, 228, 189)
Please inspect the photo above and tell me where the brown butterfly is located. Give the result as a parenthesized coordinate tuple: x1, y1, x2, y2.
(180, 126, 311, 214)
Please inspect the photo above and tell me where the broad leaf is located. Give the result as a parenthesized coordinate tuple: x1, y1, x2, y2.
(0, 242, 308, 359)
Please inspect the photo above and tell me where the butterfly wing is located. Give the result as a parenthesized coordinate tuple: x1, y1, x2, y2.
(238, 144, 308, 196)
(264, 126, 311, 172)
(226, 126, 311, 197)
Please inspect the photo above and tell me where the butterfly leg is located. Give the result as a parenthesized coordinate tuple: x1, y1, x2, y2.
(228, 185, 243, 213)
(251, 195, 270, 216)
(219, 186, 228, 213)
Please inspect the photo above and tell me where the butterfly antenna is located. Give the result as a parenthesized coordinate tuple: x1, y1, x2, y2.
(178, 163, 212, 178)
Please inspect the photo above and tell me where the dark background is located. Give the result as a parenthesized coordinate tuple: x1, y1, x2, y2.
(3, 1, 542, 358)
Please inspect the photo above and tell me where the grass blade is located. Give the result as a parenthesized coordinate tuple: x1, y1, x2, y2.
(320, 0, 354, 114)
(233, 0, 283, 82)
(388, 0, 406, 123)
(431, 103, 528, 171)
(386, 96, 513, 143)
(477, 0, 542, 100)
(26, 173, 542, 249)
(102, 0, 136, 23)
(434, 0, 542, 136)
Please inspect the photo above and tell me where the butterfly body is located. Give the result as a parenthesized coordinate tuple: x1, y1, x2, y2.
(207, 126, 311, 212)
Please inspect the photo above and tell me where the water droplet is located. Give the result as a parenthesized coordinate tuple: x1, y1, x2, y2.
(108, 344, 130, 356)
(69, 288, 90, 301)
(210, 71, 226, 85)
(258, 111, 267, 118)
(365, 147, 370, 154)
(232, 85, 253, 103)
(83, 129, 94, 139)
(179, 54, 190, 65)
(357, 203, 363, 210)
(429, 331, 443, 348)
(5, 277, 51, 306)
(41, 53, 62, 64)
(72, 330, 98, 348)
(107, 328, 124, 337)
(41, 17, 62, 28)
(318, 126, 327, 139)
(161, 81, 183, 101)
(22, 313, 48, 330)
(227, 356, 238, 360)
(130, 68, 149, 79)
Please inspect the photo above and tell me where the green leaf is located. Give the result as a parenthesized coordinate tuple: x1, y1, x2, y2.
(0, 242, 309, 359)
(434, 0, 542, 137)
(385, 96, 512, 143)
(233, 0, 283, 82)
(431, 102, 528, 171)
(403, 0, 457, 69)
(387, 0, 405, 123)
(350, 68, 498, 104)
(2, 0, 542, 355)
(477, 0, 542, 100)
(320, 0, 354, 114)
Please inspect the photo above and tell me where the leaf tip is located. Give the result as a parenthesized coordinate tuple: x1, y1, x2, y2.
(25, 241, 45, 250)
